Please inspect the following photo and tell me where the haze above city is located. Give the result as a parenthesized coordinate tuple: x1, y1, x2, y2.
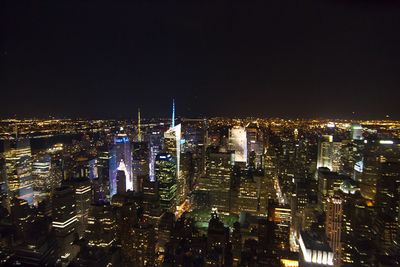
(2, 0, 400, 119)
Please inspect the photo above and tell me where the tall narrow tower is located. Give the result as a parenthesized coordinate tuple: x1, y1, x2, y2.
(138, 108, 142, 142)
(172, 99, 175, 128)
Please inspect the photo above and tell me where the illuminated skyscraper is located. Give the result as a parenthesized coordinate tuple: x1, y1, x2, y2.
(317, 135, 342, 172)
(326, 195, 343, 267)
(32, 154, 52, 195)
(361, 139, 400, 201)
(116, 162, 128, 194)
(149, 129, 163, 182)
(350, 124, 363, 140)
(155, 153, 177, 212)
(73, 180, 91, 236)
(52, 186, 79, 259)
(85, 204, 117, 248)
(246, 122, 264, 169)
(4, 138, 34, 205)
(229, 126, 247, 164)
(164, 124, 183, 206)
(132, 141, 149, 192)
(199, 147, 234, 213)
(109, 132, 133, 197)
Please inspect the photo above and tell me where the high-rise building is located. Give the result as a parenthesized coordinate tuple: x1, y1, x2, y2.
(155, 153, 177, 212)
(116, 162, 128, 194)
(71, 179, 92, 236)
(32, 155, 51, 194)
(316, 135, 342, 172)
(95, 150, 111, 202)
(85, 203, 117, 248)
(132, 141, 149, 192)
(361, 139, 400, 202)
(109, 132, 133, 197)
(229, 126, 248, 164)
(246, 122, 264, 169)
(198, 147, 234, 213)
(325, 195, 343, 267)
(350, 124, 363, 140)
(149, 129, 163, 182)
(52, 186, 79, 258)
(4, 138, 34, 205)
(164, 124, 183, 206)
(298, 230, 334, 266)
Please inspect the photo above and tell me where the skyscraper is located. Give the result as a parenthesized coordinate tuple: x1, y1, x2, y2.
(350, 124, 363, 140)
(4, 138, 34, 205)
(325, 195, 343, 267)
(109, 132, 133, 197)
(229, 126, 248, 164)
(317, 135, 342, 172)
(164, 124, 183, 206)
(52, 186, 79, 259)
(155, 153, 177, 212)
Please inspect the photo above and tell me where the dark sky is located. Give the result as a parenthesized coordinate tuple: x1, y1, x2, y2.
(1, 0, 400, 119)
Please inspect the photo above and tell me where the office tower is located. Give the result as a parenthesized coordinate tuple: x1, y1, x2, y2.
(32, 155, 51, 194)
(350, 124, 363, 140)
(268, 201, 292, 251)
(231, 222, 242, 265)
(132, 141, 149, 192)
(361, 139, 400, 202)
(155, 153, 177, 212)
(10, 197, 34, 243)
(258, 219, 279, 266)
(164, 123, 183, 206)
(116, 164, 127, 194)
(4, 138, 34, 205)
(246, 121, 264, 169)
(198, 147, 234, 213)
(142, 179, 162, 225)
(325, 195, 342, 267)
(340, 192, 375, 265)
(229, 126, 248, 164)
(70, 155, 91, 179)
(9, 197, 56, 266)
(317, 168, 350, 211)
(207, 211, 230, 266)
(85, 203, 117, 248)
(376, 161, 400, 215)
(317, 135, 342, 172)
(109, 132, 133, 197)
(72, 179, 92, 236)
(157, 212, 175, 258)
(149, 129, 163, 182)
(131, 222, 156, 267)
(298, 230, 334, 266)
(88, 158, 98, 180)
(52, 186, 79, 258)
(95, 150, 111, 202)
(237, 177, 258, 214)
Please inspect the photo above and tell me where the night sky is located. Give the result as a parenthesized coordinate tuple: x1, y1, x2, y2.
(2, 0, 400, 119)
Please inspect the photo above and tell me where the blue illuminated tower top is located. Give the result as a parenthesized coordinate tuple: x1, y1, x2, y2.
(172, 99, 175, 128)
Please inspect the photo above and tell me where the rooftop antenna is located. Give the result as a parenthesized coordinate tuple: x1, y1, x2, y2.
(172, 98, 176, 128)
(138, 108, 142, 142)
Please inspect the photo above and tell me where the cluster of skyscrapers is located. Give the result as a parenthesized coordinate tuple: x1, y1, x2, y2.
(1, 108, 400, 266)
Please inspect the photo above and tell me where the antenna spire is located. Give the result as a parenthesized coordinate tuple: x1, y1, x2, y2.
(172, 99, 175, 128)
(138, 108, 142, 142)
